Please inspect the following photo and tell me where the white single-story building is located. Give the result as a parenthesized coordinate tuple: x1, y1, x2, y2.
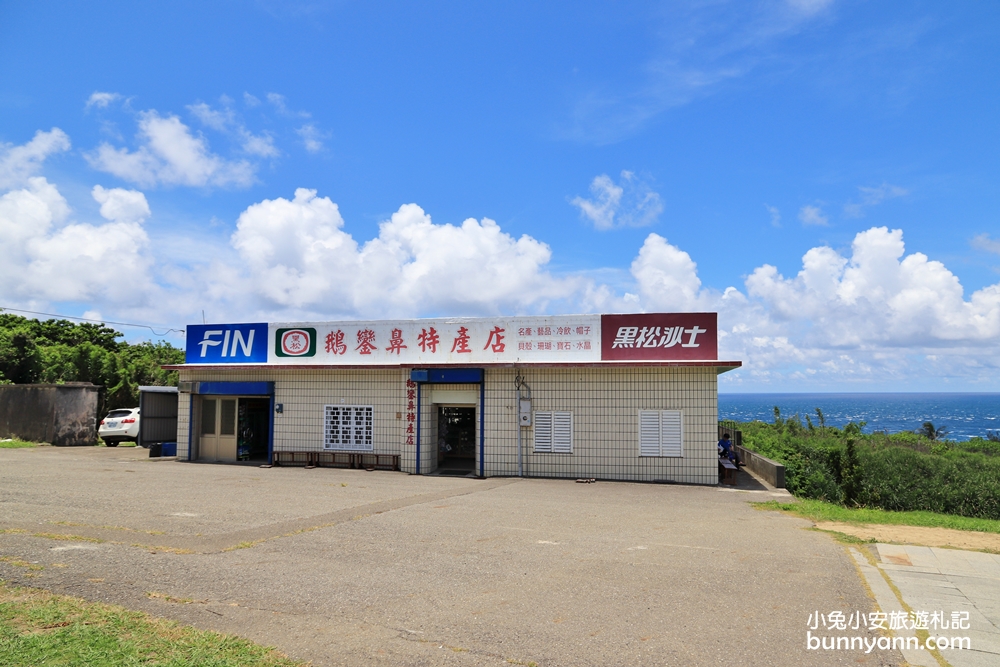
(166, 312, 740, 484)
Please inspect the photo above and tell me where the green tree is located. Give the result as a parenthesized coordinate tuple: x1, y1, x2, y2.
(0, 313, 184, 412)
(918, 421, 948, 441)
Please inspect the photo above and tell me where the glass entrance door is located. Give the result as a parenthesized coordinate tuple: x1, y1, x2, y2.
(198, 397, 237, 462)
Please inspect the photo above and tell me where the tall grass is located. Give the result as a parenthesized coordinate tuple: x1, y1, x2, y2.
(736, 411, 1000, 521)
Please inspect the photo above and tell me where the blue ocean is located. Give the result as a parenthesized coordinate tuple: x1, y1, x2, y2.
(718, 393, 1000, 441)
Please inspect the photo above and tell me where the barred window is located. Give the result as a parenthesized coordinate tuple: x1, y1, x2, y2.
(324, 405, 374, 451)
(533, 411, 573, 454)
(639, 410, 683, 457)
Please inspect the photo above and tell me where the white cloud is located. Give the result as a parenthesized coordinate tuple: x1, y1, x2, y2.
(244, 92, 261, 107)
(85, 91, 122, 110)
(87, 111, 255, 188)
(972, 233, 1000, 255)
(266, 92, 289, 113)
(0, 178, 153, 304)
(187, 101, 279, 158)
(0, 129, 71, 189)
(629, 234, 709, 311)
(296, 124, 326, 153)
(844, 182, 908, 218)
(187, 102, 233, 131)
(571, 171, 663, 230)
(563, 2, 837, 143)
(765, 204, 781, 227)
(745, 227, 1000, 347)
(786, 0, 834, 15)
(620, 224, 1000, 386)
(798, 204, 828, 226)
(92, 185, 150, 223)
(240, 130, 279, 158)
(229, 189, 577, 316)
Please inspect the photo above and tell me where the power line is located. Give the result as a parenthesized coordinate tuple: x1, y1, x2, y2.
(0, 306, 185, 337)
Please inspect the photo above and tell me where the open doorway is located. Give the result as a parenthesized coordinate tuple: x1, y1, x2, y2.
(437, 406, 476, 475)
(237, 398, 270, 462)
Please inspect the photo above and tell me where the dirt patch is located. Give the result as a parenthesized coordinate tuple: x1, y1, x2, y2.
(815, 521, 1000, 553)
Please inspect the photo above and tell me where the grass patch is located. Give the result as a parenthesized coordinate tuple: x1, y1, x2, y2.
(0, 580, 304, 666)
(130, 544, 196, 555)
(50, 521, 164, 536)
(0, 440, 41, 449)
(754, 498, 1000, 534)
(0, 557, 44, 572)
(145, 591, 200, 605)
(31, 533, 103, 543)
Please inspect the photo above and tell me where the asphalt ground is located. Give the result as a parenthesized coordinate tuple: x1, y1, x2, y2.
(0, 446, 902, 666)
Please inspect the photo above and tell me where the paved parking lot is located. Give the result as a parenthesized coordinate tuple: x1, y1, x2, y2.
(0, 446, 901, 666)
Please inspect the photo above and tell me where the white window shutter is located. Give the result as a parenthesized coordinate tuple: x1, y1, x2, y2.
(639, 410, 661, 457)
(660, 410, 683, 457)
(552, 412, 573, 453)
(533, 411, 553, 453)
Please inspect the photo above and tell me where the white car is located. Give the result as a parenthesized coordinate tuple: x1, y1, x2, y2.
(99, 407, 140, 446)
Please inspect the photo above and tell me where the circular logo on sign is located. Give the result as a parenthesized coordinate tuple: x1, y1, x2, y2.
(280, 329, 311, 356)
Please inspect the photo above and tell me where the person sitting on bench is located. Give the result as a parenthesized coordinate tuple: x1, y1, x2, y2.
(718, 432, 741, 466)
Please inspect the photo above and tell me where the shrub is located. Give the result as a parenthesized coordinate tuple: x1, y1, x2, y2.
(738, 418, 1000, 520)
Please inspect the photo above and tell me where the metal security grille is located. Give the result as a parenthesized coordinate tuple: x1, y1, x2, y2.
(639, 410, 683, 457)
(324, 405, 374, 451)
(533, 411, 573, 453)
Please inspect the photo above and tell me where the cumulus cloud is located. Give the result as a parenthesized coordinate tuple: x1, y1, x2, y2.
(0, 129, 71, 189)
(629, 234, 710, 311)
(87, 111, 255, 188)
(92, 185, 150, 223)
(619, 224, 1000, 385)
(85, 91, 122, 109)
(229, 189, 577, 316)
(571, 171, 663, 230)
(844, 182, 908, 218)
(798, 204, 828, 226)
(745, 226, 1000, 347)
(0, 178, 153, 304)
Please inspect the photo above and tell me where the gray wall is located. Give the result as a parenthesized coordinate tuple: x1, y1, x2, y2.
(0, 384, 101, 446)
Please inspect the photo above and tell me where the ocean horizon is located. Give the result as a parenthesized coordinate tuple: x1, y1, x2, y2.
(718, 392, 1000, 441)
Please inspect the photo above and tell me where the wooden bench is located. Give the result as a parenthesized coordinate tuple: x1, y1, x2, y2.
(719, 457, 738, 486)
(273, 452, 400, 471)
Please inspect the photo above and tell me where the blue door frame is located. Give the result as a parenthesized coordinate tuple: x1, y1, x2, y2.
(410, 369, 485, 477)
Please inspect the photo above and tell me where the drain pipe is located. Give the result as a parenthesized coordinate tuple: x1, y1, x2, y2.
(515, 373, 531, 477)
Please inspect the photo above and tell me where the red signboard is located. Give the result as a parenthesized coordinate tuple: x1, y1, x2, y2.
(600, 313, 717, 361)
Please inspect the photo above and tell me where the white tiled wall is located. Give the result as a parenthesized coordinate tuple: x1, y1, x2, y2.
(483, 367, 718, 484)
(177, 365, 718, 484)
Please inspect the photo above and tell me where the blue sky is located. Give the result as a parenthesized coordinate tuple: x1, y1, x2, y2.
(2, 0, 999, 391)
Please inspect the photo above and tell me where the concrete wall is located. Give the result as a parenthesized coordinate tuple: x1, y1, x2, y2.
(0, 384, 100, 446)
(177, 366, 719, 484)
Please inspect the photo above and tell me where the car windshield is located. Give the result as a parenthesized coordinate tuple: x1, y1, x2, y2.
(106, 410, 134, 419)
